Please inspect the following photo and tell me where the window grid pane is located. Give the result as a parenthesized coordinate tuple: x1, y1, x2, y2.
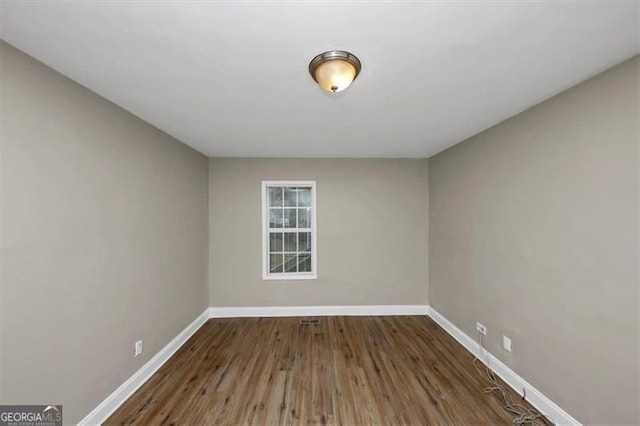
(283, 232, 297, 252)
(298, 253, 312, 272)
(297, 208, 310, 228)
(298, 188, 311, 207)
(269, 208, 283, 228)
(284, 254, 297, 273)
(270, 232, 283, 252)
(269, 254, 283, 273)
(284, 187, 297, 207)
(269, 187, 283, 207)
(284, 209, 296, 228)
(265, 184, 314, 276)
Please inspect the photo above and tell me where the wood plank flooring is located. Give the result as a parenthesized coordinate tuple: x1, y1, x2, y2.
(105, 316, 544, 425)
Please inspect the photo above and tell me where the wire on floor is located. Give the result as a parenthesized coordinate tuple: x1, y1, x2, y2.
(473, 334, 555, 426)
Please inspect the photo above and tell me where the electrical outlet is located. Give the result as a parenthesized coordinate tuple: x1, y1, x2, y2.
(476, 322, 487, 335)
(134, 340, 143, 357)
(503, 335, 512, 352)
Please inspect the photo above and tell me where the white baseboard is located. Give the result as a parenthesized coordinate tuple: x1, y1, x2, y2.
(209, 304, 429, 318)
(79, 304, 578, 426)
(78, 308, 210, 426)
(427, 306, 581, 425)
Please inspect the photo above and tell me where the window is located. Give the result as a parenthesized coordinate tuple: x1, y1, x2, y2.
(262, 181, 317, 280)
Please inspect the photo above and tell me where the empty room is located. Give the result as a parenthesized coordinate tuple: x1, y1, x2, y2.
(1, 1, 638, 425)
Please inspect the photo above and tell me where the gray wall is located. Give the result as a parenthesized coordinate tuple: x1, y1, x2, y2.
(209, 158, 428, 307)
(428, 56, 639, 424)
(3, 34, 636, 425)
(0, 42, 209, 423)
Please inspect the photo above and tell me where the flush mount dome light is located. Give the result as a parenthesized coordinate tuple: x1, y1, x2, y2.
(309, 50, 361, 93)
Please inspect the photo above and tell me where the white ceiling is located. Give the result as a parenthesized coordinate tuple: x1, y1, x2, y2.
(1, 2, 638, 158)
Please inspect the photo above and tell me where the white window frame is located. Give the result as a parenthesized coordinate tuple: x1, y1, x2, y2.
(261, 180, 317, 280)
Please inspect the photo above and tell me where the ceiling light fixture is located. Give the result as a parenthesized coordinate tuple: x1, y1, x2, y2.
(308, 50, 361, 94)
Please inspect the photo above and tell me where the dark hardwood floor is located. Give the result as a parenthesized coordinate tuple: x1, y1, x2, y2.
(105, 316, 542, 425)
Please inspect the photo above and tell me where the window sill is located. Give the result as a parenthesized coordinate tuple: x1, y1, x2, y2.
(263, 273, 317, 281)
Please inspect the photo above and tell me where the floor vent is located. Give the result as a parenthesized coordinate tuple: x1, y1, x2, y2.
(299, 319, 320, 325)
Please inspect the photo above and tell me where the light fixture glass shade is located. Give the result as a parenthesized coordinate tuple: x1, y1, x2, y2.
(314, 59, 357, 93)
(309, 50, 361, 93)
